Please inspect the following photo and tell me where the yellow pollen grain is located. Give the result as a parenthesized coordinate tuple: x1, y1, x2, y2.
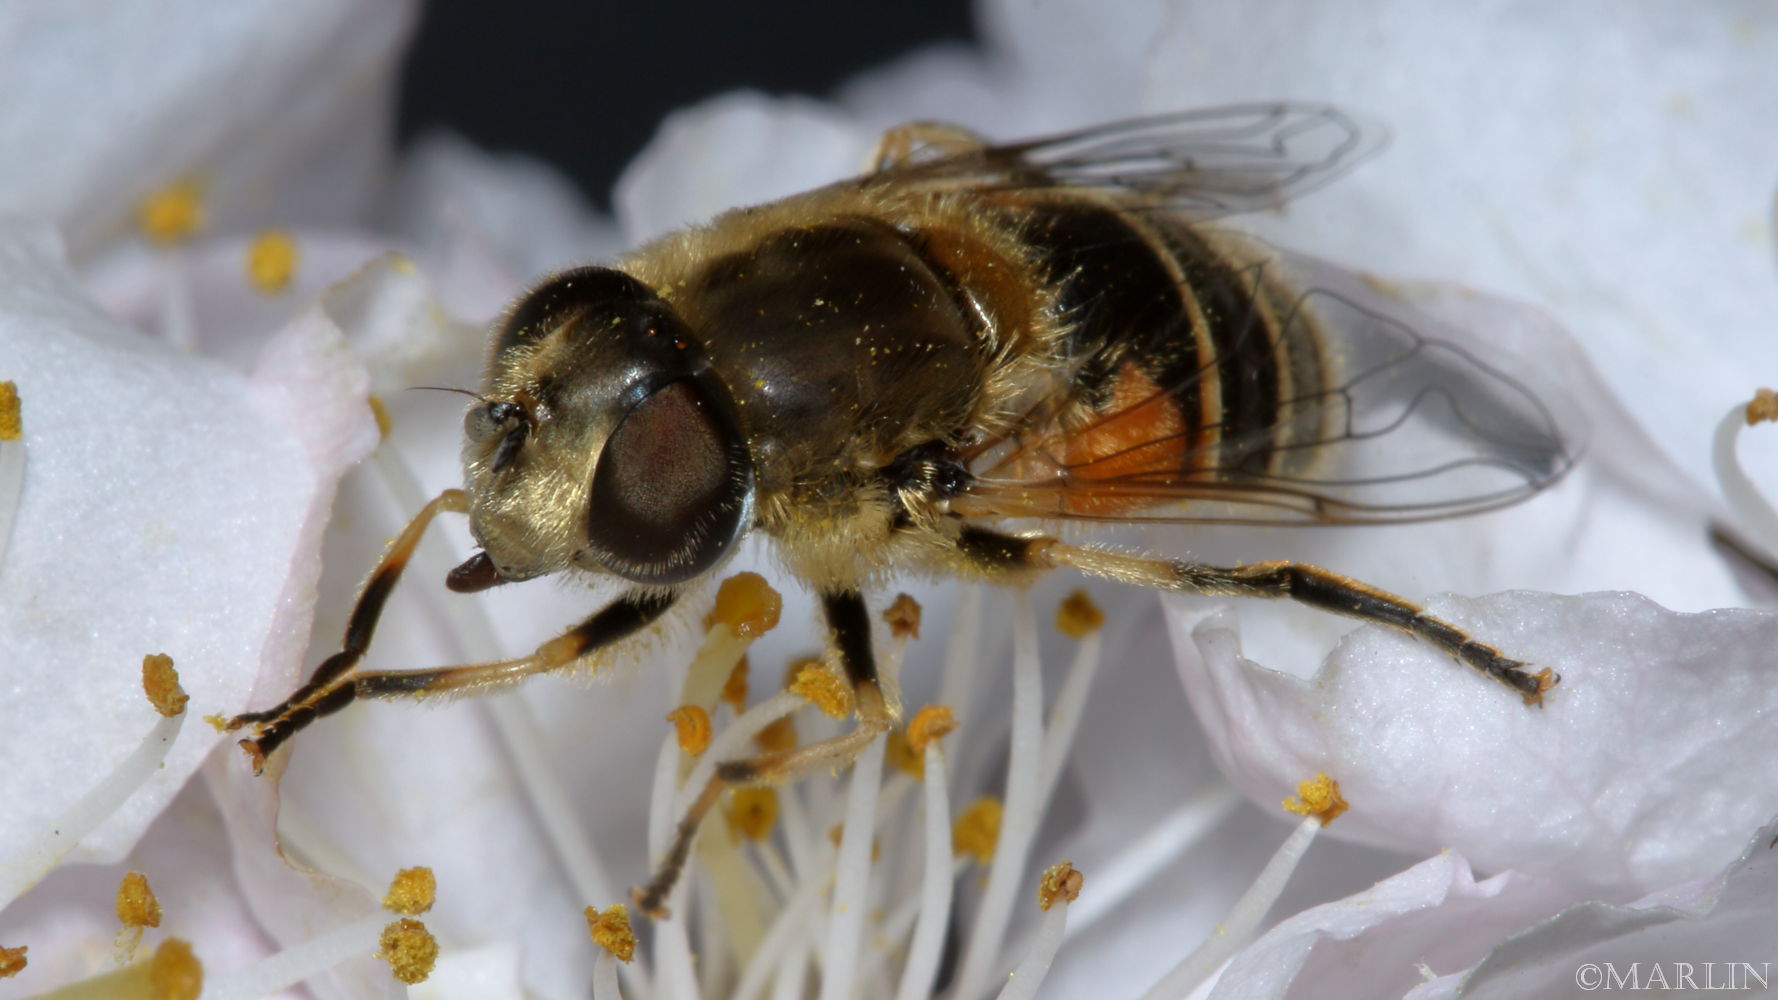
(137, 176, 205, 245)
(202, 714, 227, 732)
(383, 866, 437, 916)
(244, 228, 299, 294)
(116, 871, 162, 928)
(1056, 589, 1106, 638)
(907, 704, 958, 755)
(149, 938, 203, 1000)
(953, 797, 1003, 864)
(368, 395, 393, 441)
(378, 918, 438, 985)
(721, 654, 750, 707)
(884, 593, 922, 639)
(0, 944, 25, 978)
(1037, 861, 1084, 911)
(1747, 387, 1778, 425)
(141, 653, 188, 717)
(791, 663, 853, 719)
(706, 572, 783, 639)
(885, 728, 924, 780)
(725, 787, 779, 840)
(756, 715, 797, 753)
(667, 705, 712, 756)
(585, 904, 636, 962)
(0, 381, 20, 441)
(1283, 772, 1348, 825)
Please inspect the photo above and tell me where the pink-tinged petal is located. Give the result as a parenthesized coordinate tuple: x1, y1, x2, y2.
(0, 1, 419, 256)
(1173, 590, 1778, 901)
(0, 221, 374, 864)
(1207, 852, 1575, 1000)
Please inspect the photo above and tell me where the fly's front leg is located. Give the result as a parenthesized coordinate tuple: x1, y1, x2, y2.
(952, 526, 1557, 706)
(633, 589, 895, 918)
(230, 589, 677, 772)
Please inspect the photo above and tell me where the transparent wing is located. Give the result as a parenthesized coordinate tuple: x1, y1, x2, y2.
(952, 246, 1584, 527)
(876, 102, 1377, 220)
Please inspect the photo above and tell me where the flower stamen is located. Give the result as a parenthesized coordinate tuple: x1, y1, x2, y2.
(244, 229, 299, 295)
(0, 380, 22, 567)
(1712, 388, 1778, 560)
(994, 863, 1084, 1000)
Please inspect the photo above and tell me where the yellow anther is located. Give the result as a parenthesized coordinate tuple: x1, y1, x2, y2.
(1055, 589, 1105, 638)
(0, 381, 20, 441)
(1283, 772, 1348, 825)
(756, 715, 797, 753)
(149, 938, 203, 1000)
(885, 728, 924, 779)
(953, 797, 1003, 864)
(383, 867, 436, 916)
(378, 918, 438, 985)
(586, 904, 636, 963)
(791, 663, 853, 719)
(706, 572, 782, 639)
(725, 788, 779, 840)
(1037, 861, 1084, 911)
(720, 654, 750, 707)
(907, 704, 958, 754)
(137, 176, 205, 245)
(884, 593, 922, 639)
(142, 654, 188, 718)
(0, 944, 23, 978)
(244, 228, 299, 294)
(667, 705, 712, 755)
(368, 395, 393, 441)
(1747, 387, 1778, 425)
(116, 871, 162, 928)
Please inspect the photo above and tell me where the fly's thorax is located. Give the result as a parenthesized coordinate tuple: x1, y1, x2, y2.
(460, 266, 755, 588)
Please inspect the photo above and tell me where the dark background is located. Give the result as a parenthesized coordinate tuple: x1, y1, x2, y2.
(398, 1, 979, 210)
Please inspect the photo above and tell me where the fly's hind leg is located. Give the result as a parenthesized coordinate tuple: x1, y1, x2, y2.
(949, 525, 1557, 706)
(871, 121, 990, 171)
(633, 589, 895, 918)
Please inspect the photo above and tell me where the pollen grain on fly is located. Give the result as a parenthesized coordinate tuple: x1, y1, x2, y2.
(725, 787, 779, 840)
(884, 592, 923, 639)
(116, 871, 162, 928)
(1056, 589, 1106, 638)
(667, 705, 713, 756)
(383, 866, 437, 916)
(954, 797, 1004, 865)
(245, 228, 299, 294)
(0, 381, 20, 441)
(706, 572, 783, 639)
(1283, 772, 1348, 824)
(141, 653, 188, 718)
(585, 903, 637, 962)
(1746, 387, 1778, 425)
(791, 662, 853, 719)
(137, 176, 205, 245)
(0, 944, 24, 978)
(378, 918, 439, 985)
(1037, 861, 1084, 911)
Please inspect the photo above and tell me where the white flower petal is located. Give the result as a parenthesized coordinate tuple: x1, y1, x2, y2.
(0, 220, 375, 866)
(1410, 817, 1778, 999)
(1208, 852, 1575, 1000)
(1173, 589, 1778, 900)
(0, 0, 418, 255)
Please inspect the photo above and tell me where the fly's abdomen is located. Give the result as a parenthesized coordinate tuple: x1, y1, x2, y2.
(1013, 197, 1327, 512)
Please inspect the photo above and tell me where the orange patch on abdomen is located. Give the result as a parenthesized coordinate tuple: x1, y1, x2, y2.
(1060, 361, 1199, 515)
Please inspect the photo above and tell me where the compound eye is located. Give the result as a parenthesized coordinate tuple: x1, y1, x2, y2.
(588, 378, 751, 585)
